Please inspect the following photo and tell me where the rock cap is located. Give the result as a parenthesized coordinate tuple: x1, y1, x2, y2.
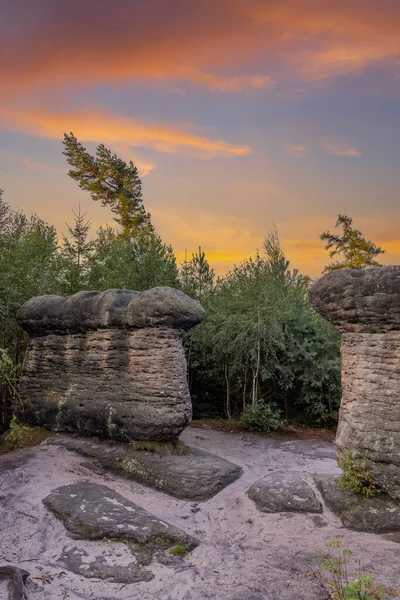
(17, 287, 206, 335)
(309, 266, 400, 332)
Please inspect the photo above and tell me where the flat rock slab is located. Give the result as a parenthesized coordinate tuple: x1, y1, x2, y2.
(48, 435, 242, 500)
(247, 472, 322, 513)
(43, 482, 198, 577)
(314, 475, 400, 533)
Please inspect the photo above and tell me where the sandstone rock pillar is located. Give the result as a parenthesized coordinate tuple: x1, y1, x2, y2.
(17, 287, 206, 443)
(309, 266, 400, 499)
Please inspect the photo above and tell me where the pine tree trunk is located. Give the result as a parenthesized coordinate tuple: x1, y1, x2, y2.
(224, 363, 231, 419)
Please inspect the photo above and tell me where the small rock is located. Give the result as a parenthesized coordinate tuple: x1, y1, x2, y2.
(247, 472, 322, 513)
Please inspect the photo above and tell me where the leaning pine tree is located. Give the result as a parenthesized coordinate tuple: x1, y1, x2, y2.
(62, 133, 179, 290)
(62, 133, 152, 239)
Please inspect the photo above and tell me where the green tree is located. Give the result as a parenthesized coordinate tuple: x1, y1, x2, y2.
(87, 226, 179, 291)
(0, 207, 62, 320)
(63, 133, 152, 238)
(130, 230, 179, 290)
(320, 214, 385, 272)
(180, 247, 215, 302)
(61, 205, 94, 293)
(0, 192, 64, 429)
(186, 228, 341, 423)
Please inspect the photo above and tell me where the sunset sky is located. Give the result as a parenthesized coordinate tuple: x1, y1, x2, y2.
(1, 0, 400, 276)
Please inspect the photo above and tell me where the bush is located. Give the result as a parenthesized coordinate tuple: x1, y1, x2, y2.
(239, 402, 281, 433)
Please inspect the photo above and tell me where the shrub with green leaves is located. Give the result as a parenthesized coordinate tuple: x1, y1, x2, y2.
(316, 540, 399, 600)
(239, 402, 281, 433)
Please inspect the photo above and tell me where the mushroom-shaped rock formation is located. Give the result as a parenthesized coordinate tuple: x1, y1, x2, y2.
(309, 266, 400, 500)
(17, 287, 206, 442)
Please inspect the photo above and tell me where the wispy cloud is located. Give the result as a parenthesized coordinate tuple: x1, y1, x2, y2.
(318, 139, 362, 157)
(191, 72, 275, 92)
(0, 107, 252, 158)
(286, 144, 307, 157)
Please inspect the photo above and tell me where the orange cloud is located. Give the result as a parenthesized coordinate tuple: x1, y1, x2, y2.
(1, 0, 400, 98)
(0, 107, 251, 158)
(252, 1, 400, 79)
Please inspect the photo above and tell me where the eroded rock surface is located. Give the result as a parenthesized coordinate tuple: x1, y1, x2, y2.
(309, 267, 400, 500)
(17, 287, 205, 442)
(314, 475, 400, 533)
(247, 472, 322, 513)
(47, 435, 243, 500)
(60, 545, 153, 583)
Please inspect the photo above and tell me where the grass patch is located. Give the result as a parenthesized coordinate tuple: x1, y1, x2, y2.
(0, 417, 52, 454)
(131, 439, 190, 456)
(167, 544, 188, 556)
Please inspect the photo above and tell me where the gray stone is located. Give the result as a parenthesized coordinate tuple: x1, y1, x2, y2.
(247, 472, 322, 513)
(43, 482, 198, 549)
(16, 287, 206, 443)
(0, 566, 29, 600)
(309, 267, 400, 500)
(59, 545, 153, 583)
(314, 475, 400, 533)
(48, 435, 243, 500)
(43, 481, 198, 576)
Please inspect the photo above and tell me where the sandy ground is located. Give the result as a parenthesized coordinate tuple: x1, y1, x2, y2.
(0, 427, 399, 600)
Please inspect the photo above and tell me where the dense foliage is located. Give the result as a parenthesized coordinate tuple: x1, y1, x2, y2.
(185, 231, 341, 424)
